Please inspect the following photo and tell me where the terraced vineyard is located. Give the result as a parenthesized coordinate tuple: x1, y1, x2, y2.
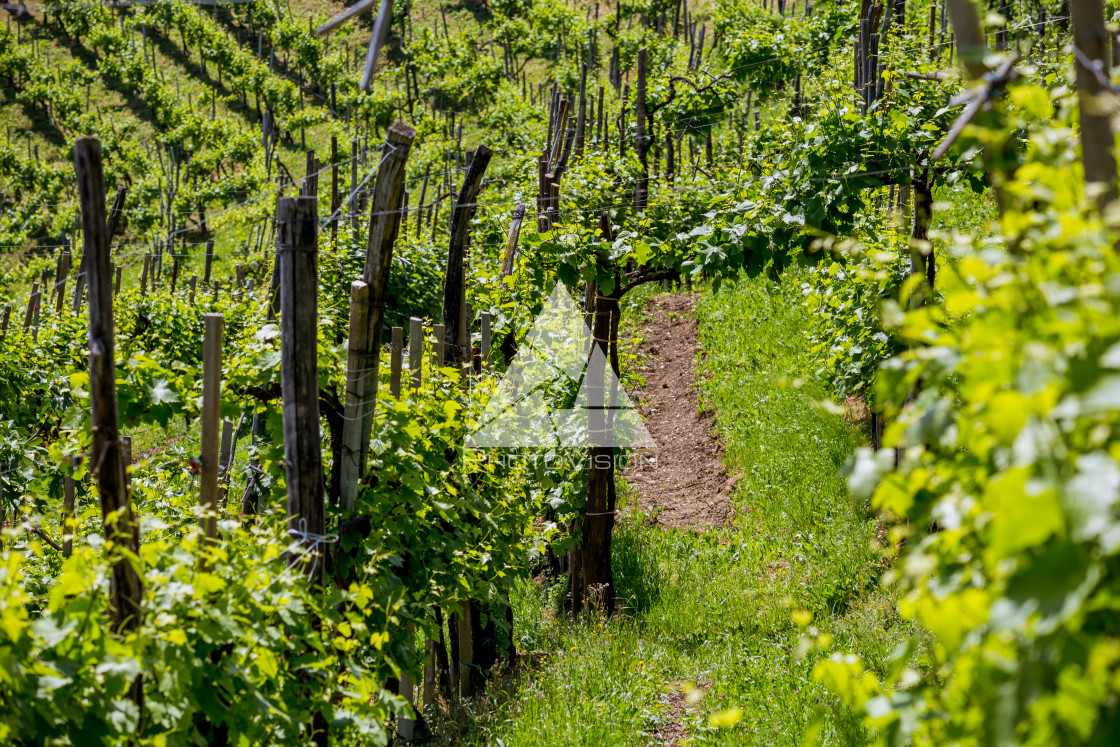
(1, 0, 1118, 744)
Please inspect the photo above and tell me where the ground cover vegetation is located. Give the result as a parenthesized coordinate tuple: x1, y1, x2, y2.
(0, 0, 1117, 744)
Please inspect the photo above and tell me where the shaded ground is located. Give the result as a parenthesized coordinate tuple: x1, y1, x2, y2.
(624, 293, 732, 530)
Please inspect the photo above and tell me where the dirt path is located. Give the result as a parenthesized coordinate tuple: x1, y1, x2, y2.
(623, 294, 732, 530)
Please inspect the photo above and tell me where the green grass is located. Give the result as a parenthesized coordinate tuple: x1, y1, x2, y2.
(468, 272, 915, 745)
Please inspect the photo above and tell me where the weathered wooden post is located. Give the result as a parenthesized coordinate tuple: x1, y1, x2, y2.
(140, 254, 151, 296)
(277, 196, 326, 581)
(441, 145, 493, 366)
(432, 323, 446, 367)
(480, 311, 491, 367)
(217, 420, 234, 508)
(499, 204, 526, 281)
(62, 469, 75, 557)
(1069, 0, 1117, 207)
(204, 238, 215, 284)
(200, 313, 223, 545)
(409, 317, 423, 390)
(55, 250, 69, 316)
(390, 326, 403, 398)
(635, 48, 648, 210)
(74, 138, 144, 706)
(340, 122, 415, 511)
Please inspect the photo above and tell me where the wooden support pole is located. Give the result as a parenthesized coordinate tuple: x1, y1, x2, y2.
(575, 63, 588, 156)
(200, 313, 223, 545)
(217, 419, 234, 508)
(0, 303, 9, 343)
(189, 275, 198, 304)
(432, 323, 445, 367)
(277, 196, 326, 581)
(635, 48, 648, 210)
(331, 135, 340, 242)
(1070, 0, 1118, 206)
(204, 239, 215, 284)
(140, 254, 150, 296)
(390, 326, 403, 398)
(480, 311, 491, 366)
(457, 601, 474, 697)
(55, 251, 70, 316)
(340, 123, 415, 512)
(409, 317, 423, 390)
(74, 137, 144, 654)
(441, 145, 493, 366)
(22, 283, 36, 333)
(499, 204, 526, 281)
(62, 471, 75, 557)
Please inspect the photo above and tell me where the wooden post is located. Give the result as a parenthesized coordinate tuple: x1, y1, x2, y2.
(62, 470, 75, 557)
(200, 313, 223, 545)
(499, 204, 526, 281)
(204, 239, 215, 284)
(441, 145, 493, 366)
(423, 633, 436, 712)
(340, 123, 415, 512)
(409, 317, 423, 390)
(575, 63, 588, 156)
(390, 326, 403, 398)
(943, 0, 988, 81)
(580, 211, 619, 616)
(189, 275, 198, 304)
(276, 196, 326, 581)
(56, 250, 69, 315)
(432, 323, 445, 367)
(140, 254, 151, 296)
(480, 311, 491, 366)
(457, 601, 474, 697)
(331, 135, 340, 242)
(22, 282, 37, 333)
(635, 48, 648, 210)
(0, 303, 9, 343)
(1070, 0, 1118, 206)
(217, 420, 234, 508)
(114, 266, 122, 296)
(74, 137, 144, 658)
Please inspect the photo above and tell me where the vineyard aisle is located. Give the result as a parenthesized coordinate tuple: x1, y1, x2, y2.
(625, 293, 733, 529)
(473, 275, 911, 746)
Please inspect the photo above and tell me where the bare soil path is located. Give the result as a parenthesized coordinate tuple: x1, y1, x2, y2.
(624, 294, 733, 530)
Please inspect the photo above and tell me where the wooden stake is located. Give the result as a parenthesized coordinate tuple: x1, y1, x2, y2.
(277, 196, 325, 581)
(481, 311, 491, 366)
(340, 123, 415, 511)
(635, 48, 648, 210)
(1070, 0, 1118, 206)
(204, 239, 215, 284)
(390, 326, 403, 398)
(409, 317, 423, 390)
(200, 313, 223, 546)
(499, 204, 527, 281)
(62, 470, 75, 557)
(442, 145, 493, 366)
(74, 137, 144, 655)
(432, 323, 445, 367)
(23, 282, 38, 332)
